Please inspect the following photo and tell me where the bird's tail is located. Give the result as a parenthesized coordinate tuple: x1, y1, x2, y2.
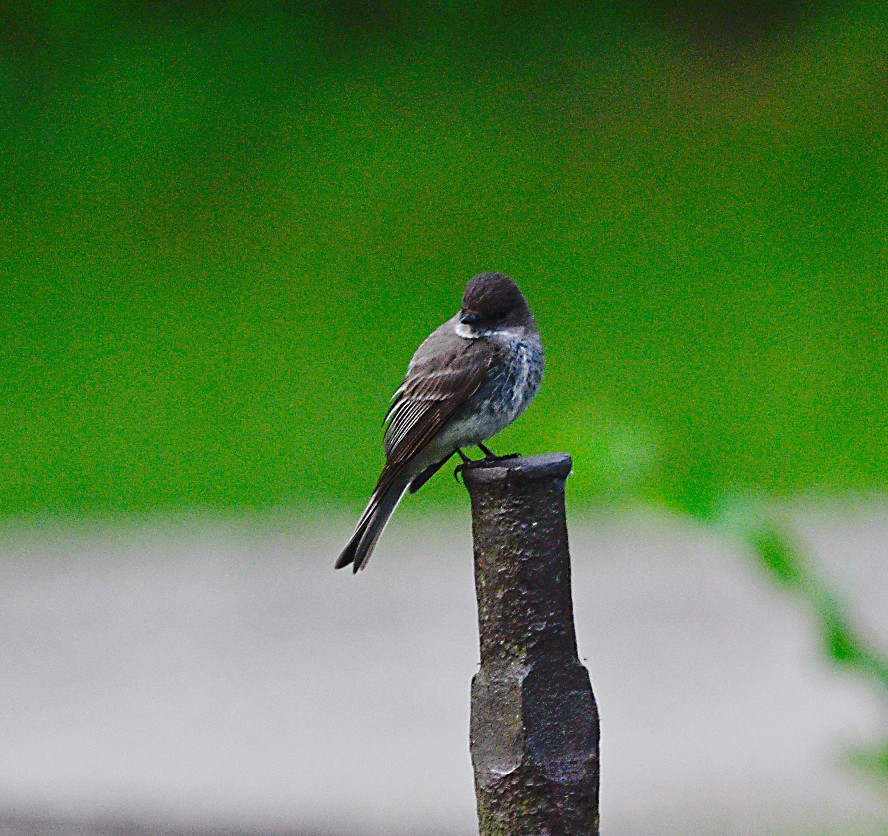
(335, 469, 410, 572)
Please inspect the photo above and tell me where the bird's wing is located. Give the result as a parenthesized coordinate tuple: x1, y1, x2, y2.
(341, 322, 490, 563)
(383, 321, 492, 466)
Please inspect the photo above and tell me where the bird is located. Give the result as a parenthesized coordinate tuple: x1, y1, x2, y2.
(335, 272, 544, 572)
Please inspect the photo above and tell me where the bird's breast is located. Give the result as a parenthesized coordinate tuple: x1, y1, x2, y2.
(489, 333, 543, 419)
(448, 332, 543, 446)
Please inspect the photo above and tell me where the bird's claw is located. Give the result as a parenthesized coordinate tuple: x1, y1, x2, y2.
(486, 452, 519, 462)
(454, 451, 521, 482)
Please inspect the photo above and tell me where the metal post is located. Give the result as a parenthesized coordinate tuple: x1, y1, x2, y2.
(462, 453, 599, 835)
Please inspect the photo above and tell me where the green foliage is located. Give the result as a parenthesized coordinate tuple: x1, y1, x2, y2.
(0, 2, 885, 515)
(849, 739, 888, 783)
(743, 520, 888, 745)
(743, 519, 888, 689)
(713, 499, 888, 782)
(750, 525, 806, 588)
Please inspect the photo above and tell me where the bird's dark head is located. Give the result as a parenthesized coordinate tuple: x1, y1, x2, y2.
(458, 272, 532, 334)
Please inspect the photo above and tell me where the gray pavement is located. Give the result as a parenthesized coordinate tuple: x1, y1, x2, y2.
(0, 504, 885, 834)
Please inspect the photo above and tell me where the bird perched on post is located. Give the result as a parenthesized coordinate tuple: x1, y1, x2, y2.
(336, 272, 544, 572)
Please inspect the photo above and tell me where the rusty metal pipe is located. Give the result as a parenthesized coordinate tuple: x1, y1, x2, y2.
(463, 453, 599, 835)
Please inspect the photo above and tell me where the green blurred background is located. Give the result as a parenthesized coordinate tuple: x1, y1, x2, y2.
(1, 0, 885, 519)
(0, 4, 886, 829)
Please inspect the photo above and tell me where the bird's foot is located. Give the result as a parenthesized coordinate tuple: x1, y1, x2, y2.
(483, 452, 519, 462)
(454, 459, 491, 482)
(477, 442, 520, 463)
(453, 447, 521, 482)
(453, 448, 474, 483)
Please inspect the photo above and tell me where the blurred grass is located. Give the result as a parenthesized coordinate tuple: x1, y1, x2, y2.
(0, 1, 885, 517)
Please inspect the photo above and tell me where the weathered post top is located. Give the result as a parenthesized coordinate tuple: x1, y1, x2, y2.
(463, 453, 600, 836)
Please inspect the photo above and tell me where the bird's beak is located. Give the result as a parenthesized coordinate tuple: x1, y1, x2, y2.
(460, 311, 481, 326)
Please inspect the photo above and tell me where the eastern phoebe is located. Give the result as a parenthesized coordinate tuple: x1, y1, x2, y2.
(336, 272, 544, 572)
